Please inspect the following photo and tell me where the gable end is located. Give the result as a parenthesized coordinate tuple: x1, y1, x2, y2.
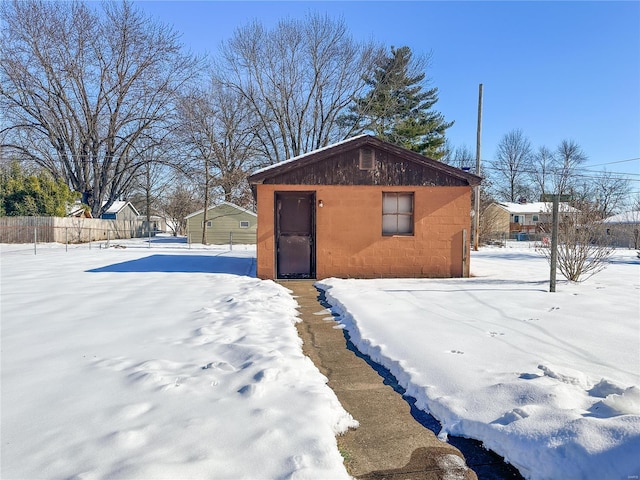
(248, 135, 481, 188)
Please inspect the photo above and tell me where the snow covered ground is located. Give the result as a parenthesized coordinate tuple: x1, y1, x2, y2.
(319, 244, 640, 480)
(1, 239, 356, 479)
(2, 238, 639, 480)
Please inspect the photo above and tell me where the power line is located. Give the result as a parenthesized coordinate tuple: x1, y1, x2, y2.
(586, 157, 640, 168)
(478, 159, 640, 175)
(479, 164, 640, 181)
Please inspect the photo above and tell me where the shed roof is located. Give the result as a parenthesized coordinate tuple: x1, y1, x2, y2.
(185, 201, 257, 220)
(103, 200, 140, 216)
(248, 135, 481, 187)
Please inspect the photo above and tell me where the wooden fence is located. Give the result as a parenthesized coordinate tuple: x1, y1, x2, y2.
(0, 216, 144, 244)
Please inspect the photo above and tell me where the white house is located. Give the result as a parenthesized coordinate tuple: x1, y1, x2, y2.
(484, 201, 579, 238)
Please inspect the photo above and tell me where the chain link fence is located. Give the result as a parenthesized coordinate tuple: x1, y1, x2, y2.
(0, 217, 256, 255)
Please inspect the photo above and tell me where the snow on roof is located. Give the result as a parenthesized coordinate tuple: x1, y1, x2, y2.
(602, 210, 640, 224)
(103, 200, 140, 216)
(249, 134, 370, 177)
(185, 201, 257, 219)
(496, 201, 578, 214)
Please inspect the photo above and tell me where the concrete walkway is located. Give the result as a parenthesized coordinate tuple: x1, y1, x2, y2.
(282, 280, 477, 480)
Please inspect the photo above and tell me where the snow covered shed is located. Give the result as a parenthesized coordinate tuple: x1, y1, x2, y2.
(100, 200, 140, 221)
(247, 135, 481, 280)
(186, 201, 257, 245)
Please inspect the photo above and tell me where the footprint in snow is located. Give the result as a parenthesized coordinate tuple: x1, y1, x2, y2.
(238, 383, 264, 397)
(488, 331, 505, 337)
(253, 368, 279, 382)
(447, 350, 464, 355)
(201, 361, 235, 372)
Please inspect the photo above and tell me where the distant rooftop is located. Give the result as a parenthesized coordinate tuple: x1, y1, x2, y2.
(496, 202, 578, 214)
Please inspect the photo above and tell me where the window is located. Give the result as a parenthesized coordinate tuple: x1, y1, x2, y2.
(239, 220, 250, 228)
(359, 148, 375, 170)
(532, 215, 539, 222)
(203, 220, 212, 227)
(382, 192, 413, 235)
(514, 215, 520, 223)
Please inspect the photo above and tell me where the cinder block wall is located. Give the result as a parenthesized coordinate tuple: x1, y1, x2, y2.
(255, 184, 471, 279)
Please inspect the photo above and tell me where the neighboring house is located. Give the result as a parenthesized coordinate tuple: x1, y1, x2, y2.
(186, 201, 257, 245)
(602, 211, 640, 249)
(100, 201, 140, 221)
(247, 134, 481, 280)
(484, 201, 578, 239)
(138, 215, 171, 234)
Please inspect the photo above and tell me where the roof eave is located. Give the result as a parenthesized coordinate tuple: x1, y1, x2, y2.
(247, 135, 482, 186)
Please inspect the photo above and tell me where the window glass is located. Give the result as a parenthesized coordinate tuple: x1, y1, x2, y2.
(397, 215, 412, 233)
(397, 194, 412, 213)
(382, 192, 413, 235)
(382, 215, 398, 234)
(383, 194, 398, 213)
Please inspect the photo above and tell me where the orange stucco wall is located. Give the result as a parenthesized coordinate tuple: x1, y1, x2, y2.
(255, 184, 472, 279)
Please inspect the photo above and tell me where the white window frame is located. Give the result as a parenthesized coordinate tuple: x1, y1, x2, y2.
(239, 220, 250, 228)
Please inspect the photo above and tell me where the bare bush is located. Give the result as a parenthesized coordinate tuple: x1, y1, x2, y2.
(536, 203, 613, 282)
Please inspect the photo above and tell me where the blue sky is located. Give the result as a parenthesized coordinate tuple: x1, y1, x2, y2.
(135, 1, 640, 185)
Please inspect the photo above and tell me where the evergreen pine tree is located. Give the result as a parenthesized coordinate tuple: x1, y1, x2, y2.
(0, 162, 78, 216)
(343, 46, 453, 159)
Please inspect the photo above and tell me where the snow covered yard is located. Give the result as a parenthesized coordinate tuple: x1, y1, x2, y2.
(1, 240, 356, 479)
(319, 245, 640, 480)
(3, 238, 638, 480)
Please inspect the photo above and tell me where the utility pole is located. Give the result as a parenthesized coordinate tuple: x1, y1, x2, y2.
(549, 195, 559, 292)
(473, 83, 483, 251)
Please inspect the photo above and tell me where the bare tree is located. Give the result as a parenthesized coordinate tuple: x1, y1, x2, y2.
(128, 158, 175, 233)
(479, 201, 506, 245)
(0, 0, 200, 217)
(176, 78, 260, 242)
(528, 145, 555, 201)
(536, 202, 613, 282)
(217, 13, 382, 163)
(442, 143, 475, 170)
(160, 180, 199, 237)
(590, 169, 631, 218)
(490, 129, 533, 202)
(176, 91, 214, 244)
(552, 139, 587, 196)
